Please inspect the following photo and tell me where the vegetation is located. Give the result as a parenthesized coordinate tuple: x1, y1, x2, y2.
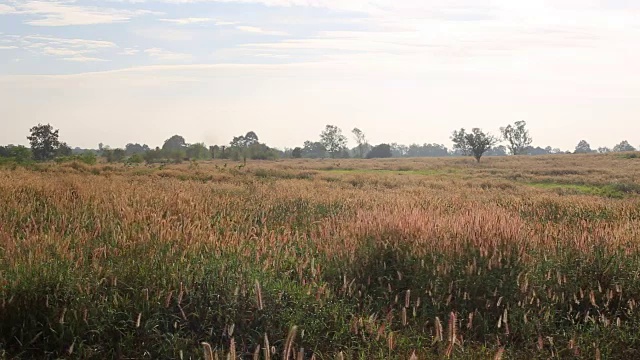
(1, 154, 640, 358)
(500, 120, 532, 155)
(451, 128, 498, 162)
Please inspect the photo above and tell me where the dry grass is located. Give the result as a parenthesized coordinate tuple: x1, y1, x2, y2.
(1, 154, 640, 358)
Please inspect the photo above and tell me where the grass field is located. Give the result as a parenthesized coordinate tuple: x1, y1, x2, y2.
(1, 153, 640, 359)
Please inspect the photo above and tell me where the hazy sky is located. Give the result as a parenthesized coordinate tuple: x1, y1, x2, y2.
(1, 0, 639, 150)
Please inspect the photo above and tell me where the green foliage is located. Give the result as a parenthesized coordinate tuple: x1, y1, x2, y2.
(186, 143, 211, 160)
(162, 135, 187, 152)
(500, 120, 532, 155)
(574, 140, 593, 154)
(291, 147, 303, 158)
(613, 140, 636, 153)
(320, 125, 348, 158)
(451, 128, 498, 162)
(366, 143, 393, 159)
(27, 123, 62, 161)
(102, 148, 126, 163)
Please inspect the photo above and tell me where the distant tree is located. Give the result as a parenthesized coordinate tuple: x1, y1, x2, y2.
(406, 143, 449, 157)
(27, 123, 62, 161)
(352, 128, 367, 158)
(485, 145, 508, 156)
(320, 125, 348, 158)
(500, 120, 532, 155)
(302, 141, 327, 158)
(451, 128, 498, 162)
(244, 131, 259, 146)
(104, 148, 126, 163)
(125, 143, 150, 156)
(291, 147, 303, 158)
(57, 142, 72, 157)
(162, 135, 187, 152)
(613, 140, 636, 152)
(390, 143, 409, 157)
(598, 147, 611, 154)
(0, 145, 32, 163)
(186, 143, 211, 160)
(574, 140, 593, 154)
(366, 144, 392, 159)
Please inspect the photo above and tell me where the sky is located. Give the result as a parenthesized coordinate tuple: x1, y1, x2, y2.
(1, 0, 639, 151)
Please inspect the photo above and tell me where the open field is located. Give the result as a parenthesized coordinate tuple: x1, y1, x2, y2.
(1, 154, 640, 359)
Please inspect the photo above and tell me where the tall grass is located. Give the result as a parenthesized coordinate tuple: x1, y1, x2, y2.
(1, 154, 640, 358)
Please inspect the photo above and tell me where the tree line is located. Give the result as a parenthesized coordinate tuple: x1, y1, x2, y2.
(0, 122, 637, 165)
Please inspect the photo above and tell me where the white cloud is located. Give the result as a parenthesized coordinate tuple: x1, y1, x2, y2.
(0, 46, 18, 50)
(144, 47, 193, 62)
(236, 25, 288, 36)
(4, 34, 118, 61)
(159, 17, 214, 25)
(120, 48, 140, 55)
(0, 4, 16, 14)
(62, 56, 109, 62)
(10, 1, 160, 26)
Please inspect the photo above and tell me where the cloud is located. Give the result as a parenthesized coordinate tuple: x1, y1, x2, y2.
(62, 56, 109, 62)
(159, 17, 214, 25)
(4, 34, 117, 61)
(144, 48, 194, 62)
(236, 25, 288, 36)
(0, 4, 16, 14)
(120, 48, 140, 55)
(0, 46, 18, 50)
(10, 1, 160, 26)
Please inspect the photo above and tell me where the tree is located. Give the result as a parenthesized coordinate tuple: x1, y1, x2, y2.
(451, 128, 498, 162)
(352, 128, 367, 158)
(320, 125, 348, 158)
(291, 147, 303, 158)
(613, 140, 636, 152)
(302, 141, 327, 158)
(574, 140, 592, 154)
(244, 131, 259, 146)
(125, 143, 150, 156)
(366, 144, 392, 159)
(56, 142, 72, 157)
(27, 123, 62, 161)
(162, 135, 187, 152)
(186, 143, 211, 160)
(598, 147, 611, 154)
(500, 120, 532, 155)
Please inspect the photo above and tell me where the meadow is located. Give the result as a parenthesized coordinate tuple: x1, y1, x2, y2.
(1, 153, 640, 359)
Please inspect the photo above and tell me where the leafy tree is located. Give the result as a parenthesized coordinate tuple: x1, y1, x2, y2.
(500, 120, 532, 155)
(598, 147, 611, 154)
(57, 142, 72, 157)
(0, 145, 32, 163)
(244, 131, 259, 146)
(485, 145, 508, 156)
(366, 144, 392, 159)
(451, 128, 498, 162)
(613, 140, 636, 152)
(186, 143, 211, 160)
(320, 125, 348, 158)
(27, 123, 62, 161)
(162, 135, 187, 152)
(352, 128, 367, 158)
(574, 140, 592, 154)
(390, 143, 409, 157)
(125, 143, 150, 156)
(406, 143, 449, 157)
(302, 141, 327, 158)
(103, 148, 126, 163)
(291, 147, 303, 158)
